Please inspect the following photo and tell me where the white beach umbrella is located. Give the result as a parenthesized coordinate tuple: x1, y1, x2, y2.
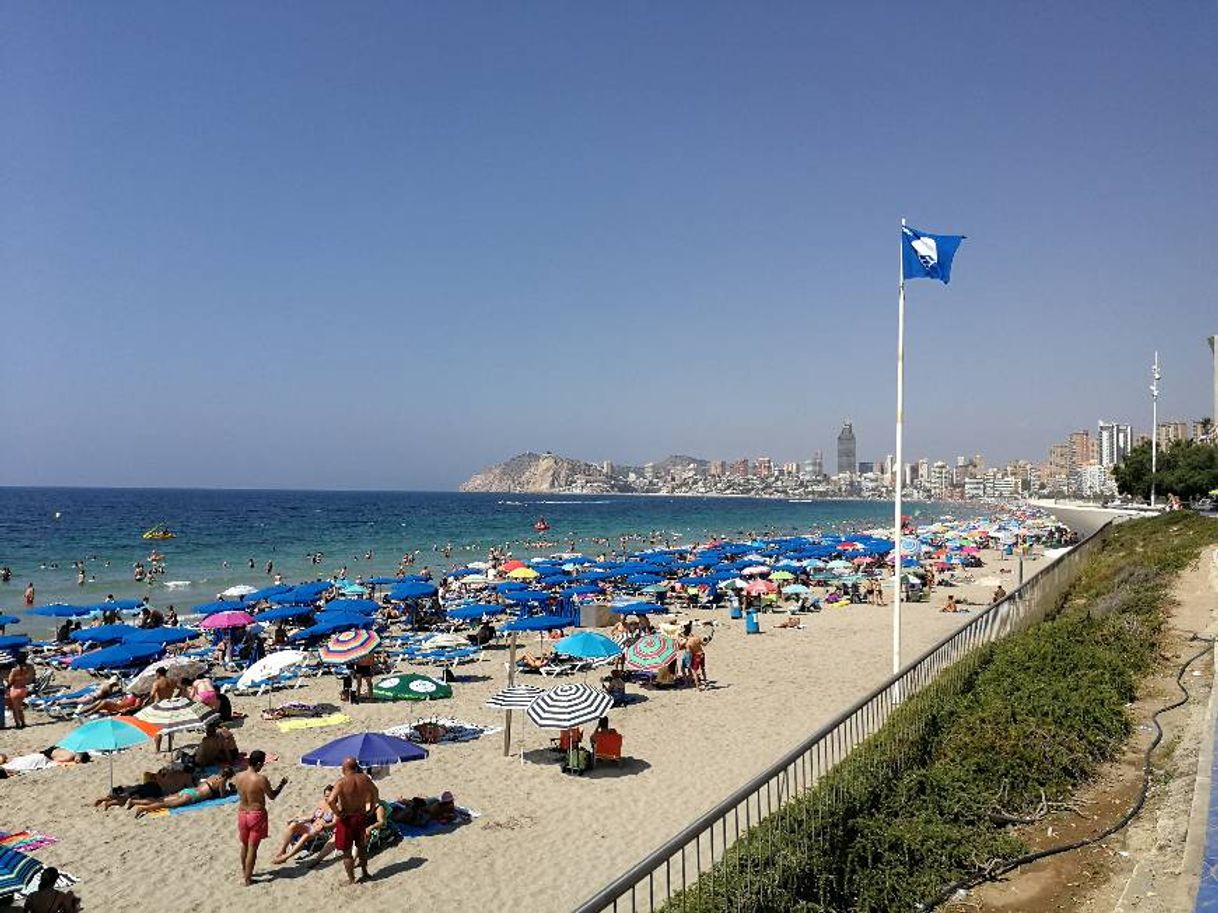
(486, 684, 543, 709)
(236, 649, 309, 690)
(526, 683, 614, 729)
(424, 633, 470, 649)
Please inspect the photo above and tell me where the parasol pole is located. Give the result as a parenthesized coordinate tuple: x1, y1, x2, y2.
(503, 631, 517, 757)
(893, 218, 906, 680)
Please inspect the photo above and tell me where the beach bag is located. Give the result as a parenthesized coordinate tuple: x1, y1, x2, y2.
(565, 746, 591, 774)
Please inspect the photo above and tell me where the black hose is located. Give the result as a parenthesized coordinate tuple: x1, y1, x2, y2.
(923, 637, 1215, 911)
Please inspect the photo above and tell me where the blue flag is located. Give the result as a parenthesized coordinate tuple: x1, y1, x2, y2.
(902, 224, 965, 284)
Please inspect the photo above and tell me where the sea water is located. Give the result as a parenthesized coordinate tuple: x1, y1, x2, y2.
(0, 487, 968, 636)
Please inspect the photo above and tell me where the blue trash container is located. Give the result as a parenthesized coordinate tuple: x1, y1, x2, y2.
(730, 603, 743, 620)
(745, 611, 760, 634)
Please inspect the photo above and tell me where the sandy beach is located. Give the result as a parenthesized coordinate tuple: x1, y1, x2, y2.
(0, 546, 1041, 913)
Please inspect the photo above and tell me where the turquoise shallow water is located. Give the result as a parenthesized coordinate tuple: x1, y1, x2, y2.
(0, 487, 967, 636)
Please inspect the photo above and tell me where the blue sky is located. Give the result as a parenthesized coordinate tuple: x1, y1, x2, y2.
(4, 2, 1215, 489)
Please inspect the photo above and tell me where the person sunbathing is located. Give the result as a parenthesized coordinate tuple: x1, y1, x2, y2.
(24, 867, 81, 913)
(272, 785, 337, 864)
(774, 615, 802, 629)
(130, 768, 234, 817)
(94, 767, 194, 809)
(77, 691, 142, 717)
(519, 651, 548, 670)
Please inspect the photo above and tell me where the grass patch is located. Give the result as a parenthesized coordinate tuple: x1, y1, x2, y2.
(661, 513, 1218, 913)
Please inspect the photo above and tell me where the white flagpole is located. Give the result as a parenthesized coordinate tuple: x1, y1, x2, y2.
(893, 218, 906, 677)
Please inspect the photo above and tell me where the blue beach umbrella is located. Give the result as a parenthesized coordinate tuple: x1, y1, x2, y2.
(0, 635, 32, 651)
(0, 846, 42, 897)
(69, 624, 142, 644)
(367, 576, 403, 585)
(389, 582, 437, 600)
(192, 600, 247, 616)
(93, 598, 145, 612)
(503, 589, 550, 604)
(447, 604, 503, 622)
(59, 716, 159, 790)
(256, 604, 315, 622)
(0, 615, 19, 626)
(612, 602, 668, 615)
(29, 604, 94, 618)
(500, 615, 571, 633)
(300, 732, 427, 768)
(71, 642, 164, 670)
(553, 630, 622, 660)
(289, 616, 374, 641)
(625, 574, 664, 587)
(559, 585, 601, 597)
(122, 627, 199, 645)
(323, 598, 379, 615)
(245, 584, 292, 601)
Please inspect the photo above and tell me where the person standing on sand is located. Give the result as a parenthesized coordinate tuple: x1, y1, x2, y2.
(326, 757, 379, 885)
(235, 750, 287, 886)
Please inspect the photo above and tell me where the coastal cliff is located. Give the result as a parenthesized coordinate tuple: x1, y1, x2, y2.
(458, 452, 626, 493)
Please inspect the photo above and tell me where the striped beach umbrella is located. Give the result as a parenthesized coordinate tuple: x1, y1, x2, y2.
(526, 683, 614, 729)
(135, 697, 218, 733)
(485, 684, 543, 709)
(0, 847, 42, 897)
(624, 633, 679, 672)
(319, 628, 381, 664)
(58, 716, 160, 790)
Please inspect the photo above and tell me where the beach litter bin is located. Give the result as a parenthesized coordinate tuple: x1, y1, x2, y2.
(745, 611, 760, 635)
(729, 603, 743, 620)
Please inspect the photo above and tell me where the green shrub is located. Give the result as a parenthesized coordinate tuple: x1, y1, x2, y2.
(660, 514, 1218, 913)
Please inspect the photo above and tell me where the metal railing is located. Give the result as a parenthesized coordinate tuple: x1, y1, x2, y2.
(574, 522, 1114, 913)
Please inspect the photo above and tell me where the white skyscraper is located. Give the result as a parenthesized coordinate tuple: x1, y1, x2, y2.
(1097, 421, 1132, 468)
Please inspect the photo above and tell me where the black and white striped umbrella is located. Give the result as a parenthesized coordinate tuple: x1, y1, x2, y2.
(135, 697, 218, 734)
(525, 683, 614, 729)
(486, 685, 543, 710)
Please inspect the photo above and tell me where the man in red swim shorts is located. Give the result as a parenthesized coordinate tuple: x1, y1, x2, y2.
(327, 756, 379, 884)
(234, 749, 288, 886)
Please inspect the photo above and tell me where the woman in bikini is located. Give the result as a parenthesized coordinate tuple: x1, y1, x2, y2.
(6, 651, 34, 728)
(130, 768, 233, 817)
(272, 785, 336, 863)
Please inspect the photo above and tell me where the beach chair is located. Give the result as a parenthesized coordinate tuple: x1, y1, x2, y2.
(592, 729, 623, 766)
(550, 726, 583, 752)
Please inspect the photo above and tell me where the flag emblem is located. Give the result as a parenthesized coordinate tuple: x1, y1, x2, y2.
(902, 224, 965, 284)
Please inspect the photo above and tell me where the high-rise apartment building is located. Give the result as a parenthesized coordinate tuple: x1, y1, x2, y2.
(755, 456, 773, 477)
(730, 458, 750, 478)
(1097, 421, 1132, 468)
(836, 421, 856, 476)
(708, 460, 726, 477)
(810, 450, 824, 478)
(1157, 421, 1191, 446)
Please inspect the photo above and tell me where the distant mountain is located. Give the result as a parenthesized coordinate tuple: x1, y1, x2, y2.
(458, 452, 629, 494)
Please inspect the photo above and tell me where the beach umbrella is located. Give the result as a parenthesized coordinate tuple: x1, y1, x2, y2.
(559, 585, 601, 597)
(390, 582, 438, 600)
(245, 584, 292, 601)
(552, 630, 621, 660)
(122, 627, 199, 646)
(367, 576, 403, 585)
(506, 567, 540, 580)
(300, 732, 427, 768)
(624, 633, 679, 672)
(311, 611, 375, 631)
(372, 674, 452, 702)
(0, 615, 19, 626)
(323, 598, 379, 615)
(236, 649, 310, 690)
(0, 847, 42, 898)
(126, 656, 207, 694)
(29, 603, 94, 618)
(770, 570, 796, 581)
(745, 580, 777, 596)
(740, 565, 771, 577)
(68, 624, 142, 644)
(526, 683, 614, 729)
(59, 716, 160, 789)
(501, 560, 526, 572)
(502, 589, 550, 604)
(782, 584, 810, 595)
(71, 642, 163, 671)
(624, 574, 664, 587)
(200, 610, 256, 630)
(256, 604, 315, 623)
(136, 697, 218, 734)
(424, 633, 470, 649)
(319, 628, 381, 664)
(486, 684, 543, 709)
(0, 635, 33, 651)
(221, 585, 258, 598)
(611, 602, 667, 615)
(192, 600, 248, 616)
(446, 603, 502, 622)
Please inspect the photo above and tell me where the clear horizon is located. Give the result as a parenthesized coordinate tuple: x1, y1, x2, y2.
(5, 2, 1215, 489)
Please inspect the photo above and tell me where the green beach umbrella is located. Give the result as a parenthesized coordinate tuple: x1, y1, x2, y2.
(373, 673, 452, 702)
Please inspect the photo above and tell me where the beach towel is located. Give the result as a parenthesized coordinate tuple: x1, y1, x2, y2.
(145, 794, 240, 818)
(390, 807, 479, 839)
(383, 718, 502, 745)
(0, 831, 58, 853)
(277, 712, 350, 732)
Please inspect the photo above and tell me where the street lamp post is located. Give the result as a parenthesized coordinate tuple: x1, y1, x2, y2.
(1150, 352, 1160, 508)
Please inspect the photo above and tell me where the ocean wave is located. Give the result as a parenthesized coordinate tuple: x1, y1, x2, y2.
(497, 499, 615, 506)
(163, 580, 191, 589)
